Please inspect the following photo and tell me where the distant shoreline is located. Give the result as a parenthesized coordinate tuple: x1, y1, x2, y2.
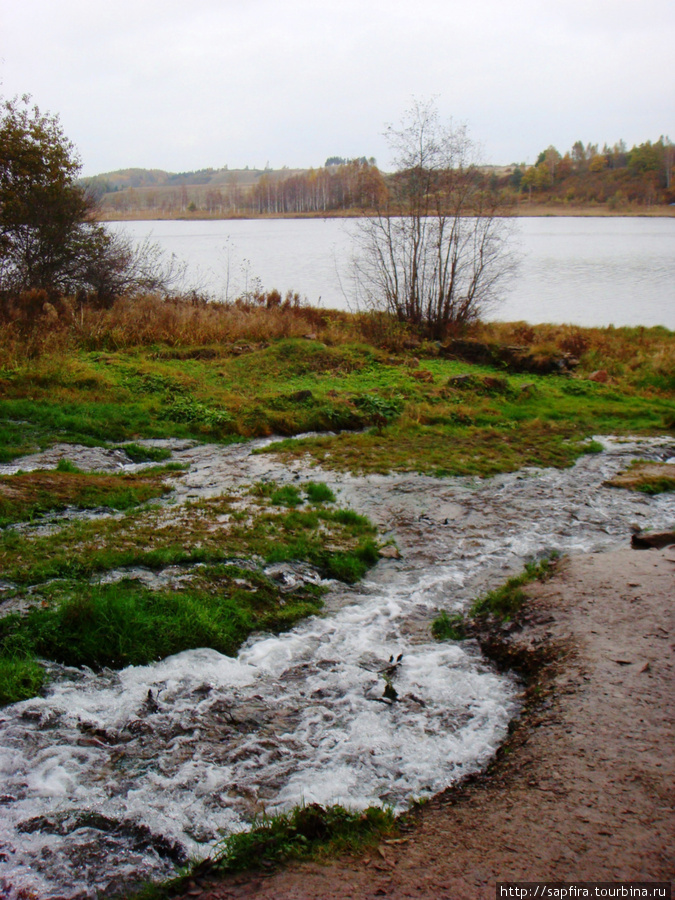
(97, 204, 675, 223)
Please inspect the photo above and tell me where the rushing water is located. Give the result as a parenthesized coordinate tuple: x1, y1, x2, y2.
(1, 436, 674, 898)
(111, 217, 675, 328)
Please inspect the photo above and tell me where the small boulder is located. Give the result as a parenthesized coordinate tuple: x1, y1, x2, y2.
(378, 545, 401, 559)
(447, 374, 476, 389)
(631, 530, 675, 550)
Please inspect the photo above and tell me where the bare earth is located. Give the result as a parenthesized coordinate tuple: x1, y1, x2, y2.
(175, 545, 675, 900)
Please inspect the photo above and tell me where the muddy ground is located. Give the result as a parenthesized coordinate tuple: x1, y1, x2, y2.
(173, 544, 675, 899)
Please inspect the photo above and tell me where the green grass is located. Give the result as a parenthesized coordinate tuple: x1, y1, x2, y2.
(636, 477, 675, 495)
(211, 804, 396, 872)
(0, 565, 325, 701)
(1, 337, 672, 472)
(431, 610, 466, 641)
(469, 556, 557, 621)
(130, 803, 397, 899)
(432, 555, 558, 641)
(304, 481, 336, 503)
(121, 443, 172, 463)
(0, 481, 379, 704)
(0, 469, 174, 527)
(0, 654, 44, 705)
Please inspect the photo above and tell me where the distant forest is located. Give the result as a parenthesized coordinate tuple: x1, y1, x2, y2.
(83, 138, 674, 217)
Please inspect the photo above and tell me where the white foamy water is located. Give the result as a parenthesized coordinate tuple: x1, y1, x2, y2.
(1, 436, 674, 898)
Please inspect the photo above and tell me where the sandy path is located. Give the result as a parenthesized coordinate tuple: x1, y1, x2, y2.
(174, 545, 675, 899)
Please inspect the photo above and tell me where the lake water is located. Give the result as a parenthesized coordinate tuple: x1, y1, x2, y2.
(111, 217, 675, 329)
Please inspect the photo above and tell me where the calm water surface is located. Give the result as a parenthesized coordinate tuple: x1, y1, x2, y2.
(112, 217, 675, 328)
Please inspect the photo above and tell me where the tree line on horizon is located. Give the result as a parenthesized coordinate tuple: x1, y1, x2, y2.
(85, 136, 675, 216)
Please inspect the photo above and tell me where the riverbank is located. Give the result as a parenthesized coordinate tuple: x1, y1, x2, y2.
(174, 543, 675, 899)
(96, 204, 675, 222)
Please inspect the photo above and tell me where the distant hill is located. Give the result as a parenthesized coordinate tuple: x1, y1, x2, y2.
(80, 166, 307, 195)
(83, 138, 674, 219)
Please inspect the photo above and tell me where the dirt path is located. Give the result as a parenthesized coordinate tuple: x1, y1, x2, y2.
(174, 545, 675, 899)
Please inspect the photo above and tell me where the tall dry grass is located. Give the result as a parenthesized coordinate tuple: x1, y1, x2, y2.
(0, 290, 417, 367)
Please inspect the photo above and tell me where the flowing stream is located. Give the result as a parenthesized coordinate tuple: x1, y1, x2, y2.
(0, 436, 674, 898)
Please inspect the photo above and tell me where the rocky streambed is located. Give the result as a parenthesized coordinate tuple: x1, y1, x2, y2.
(0, 435, 674, 899)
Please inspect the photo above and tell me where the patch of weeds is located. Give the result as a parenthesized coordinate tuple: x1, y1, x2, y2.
(55, 458, 81, 473)
(270, 485, 303, 507)
(560, 380, 593, 396)
(121, 443, 172, 463)
(432, 555, 559, 644)
(304, 482, 336, 503)
(322, 538, 379, 583)
(353, 394, 404, 426)
(471, 555, 558, 621)
(636, 478, 675, 495)
(146, 462, 189, 474)
(123, 371, 185, 395)
(160, 394, 233, 430)
(431, 610, 466, 641)
(583, 440, 604, 454)
(0, 654, 44, 705)
(212, 803, 396, 874)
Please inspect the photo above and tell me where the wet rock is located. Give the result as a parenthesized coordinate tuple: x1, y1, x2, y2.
(0, 443, 131, 474)
(263, 561, 324, 591)
(17, 811, 188, 863)
(378, 545, 401, 559)
(631, 530, 675, 549)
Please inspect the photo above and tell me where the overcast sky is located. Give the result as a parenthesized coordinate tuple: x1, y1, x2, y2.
(1, 0, 673, 176)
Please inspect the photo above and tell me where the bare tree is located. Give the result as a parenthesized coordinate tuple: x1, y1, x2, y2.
(353, 100, 515, 338)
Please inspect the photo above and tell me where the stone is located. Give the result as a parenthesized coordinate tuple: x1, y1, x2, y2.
(631, 530, 675, 550)
(447, 374, 476, 388)
(378, 545, 401, 559)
